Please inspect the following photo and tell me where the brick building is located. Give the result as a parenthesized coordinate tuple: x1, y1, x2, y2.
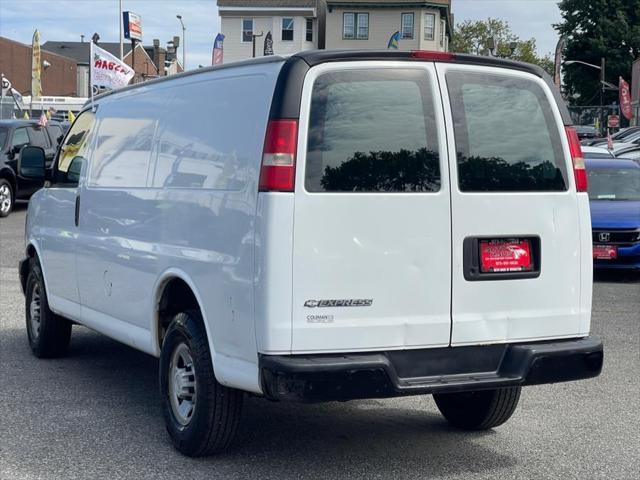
(0, 36, 78, 96)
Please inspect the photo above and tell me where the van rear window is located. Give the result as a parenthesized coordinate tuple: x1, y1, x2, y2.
(446, 71, 567, 192)
(306, 69, 440, 193)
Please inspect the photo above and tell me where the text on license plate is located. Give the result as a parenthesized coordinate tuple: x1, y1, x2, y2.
(479, 239, 533, 273)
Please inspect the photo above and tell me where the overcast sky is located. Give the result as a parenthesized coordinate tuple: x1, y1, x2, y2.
(0, 0, 563, 70)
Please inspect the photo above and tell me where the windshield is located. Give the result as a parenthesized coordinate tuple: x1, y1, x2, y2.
(588, 167, 640, 201)
(0, 127, 7, 149)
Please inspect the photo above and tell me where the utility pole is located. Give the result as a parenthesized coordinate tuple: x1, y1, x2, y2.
(119, 0, 123, 60)
(600, 57, 606, 132)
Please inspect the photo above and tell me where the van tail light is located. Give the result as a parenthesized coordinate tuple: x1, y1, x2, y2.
(410, 50, 455, 61)
(565, 126, 588, 192)
(259, 119, 298, 192)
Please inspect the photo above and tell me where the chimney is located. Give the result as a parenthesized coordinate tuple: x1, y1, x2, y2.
(80, 34, 85, 43)
(152, 39, 161, 74)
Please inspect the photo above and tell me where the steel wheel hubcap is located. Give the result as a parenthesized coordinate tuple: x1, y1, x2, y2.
(168, 342, 197, 426)
(0, 184, 11, 213)
(29, 283, 42, 340)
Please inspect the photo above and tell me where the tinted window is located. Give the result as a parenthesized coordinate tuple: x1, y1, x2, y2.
(89, 95, 158, 188)
(11, 128, 29, 148)
(587, 167, 640, 201)
(306, 69, 440, 193)
(55, 110, 96, 187)
(47, 125, 63, 145)
(28, 127, 49, 148)
(447, 71, 567, 192)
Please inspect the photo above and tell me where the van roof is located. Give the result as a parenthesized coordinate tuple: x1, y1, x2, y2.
(91, 50, 571, 125)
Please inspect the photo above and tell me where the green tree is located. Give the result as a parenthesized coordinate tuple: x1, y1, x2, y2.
(555, 0, 640, 106)
(452, 18, 554, 74)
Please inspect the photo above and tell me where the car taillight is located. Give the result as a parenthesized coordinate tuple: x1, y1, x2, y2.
(259, 119, 298, 192)
(410, 50, 455, 61)
(565, 126, 588, 192)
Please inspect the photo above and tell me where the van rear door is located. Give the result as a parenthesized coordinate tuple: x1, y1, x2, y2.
(291, 62, 452, 353)
(437, 65, 591, 345)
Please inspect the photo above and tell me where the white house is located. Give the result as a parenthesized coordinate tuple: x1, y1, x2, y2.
(325, 0, 452, 52)
(217, 0, 325, 63)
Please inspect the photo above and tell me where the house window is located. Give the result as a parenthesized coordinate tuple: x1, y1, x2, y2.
(440, 19, 446, 47)
(343, 12, 368, 39)
(282, 17, 294, 41)
(242, 18, 253, 42)
(424, 13, 435, 40)
(306, 18, 313, 42)
(401, 13, 414, 39)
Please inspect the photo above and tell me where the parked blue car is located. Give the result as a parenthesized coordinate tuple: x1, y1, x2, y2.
(586, 158, 640, 270)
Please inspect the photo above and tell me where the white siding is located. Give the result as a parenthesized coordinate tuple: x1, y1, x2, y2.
(221, 15, 317, 63)
(325, 7, 449, 52)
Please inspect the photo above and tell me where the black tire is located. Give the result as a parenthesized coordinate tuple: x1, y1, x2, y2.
(160, 310, 243, 457)
(25, 258, 72, 358)
(433, 387, 521, 430)
(0, 178, 13, 218)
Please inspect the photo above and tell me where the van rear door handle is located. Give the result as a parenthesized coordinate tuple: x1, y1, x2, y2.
(75, 194, 80, 227)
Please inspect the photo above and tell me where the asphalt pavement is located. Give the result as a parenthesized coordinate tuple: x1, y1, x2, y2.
(1, 205, 639, 480)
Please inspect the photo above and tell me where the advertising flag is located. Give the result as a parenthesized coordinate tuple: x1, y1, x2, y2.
(388, 31, 400, 50)
(264, 31, 274, 56)
(553, 36, 566, 89)
(212, 33, 225, 65)
(10, 88, 25, 110)
(619, 77, 634, 120)
(38, 111, 48, 127)
(90, 42, 135, 90)
(607, 131, 614, 150)
(31, 30, 42, 101)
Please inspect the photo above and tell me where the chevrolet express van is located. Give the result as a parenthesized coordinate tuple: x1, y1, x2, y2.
(18, 50, 603, 457)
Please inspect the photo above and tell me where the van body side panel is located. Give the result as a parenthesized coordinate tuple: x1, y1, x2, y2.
(254, 193, 295, 354)
(75, 63, 283, 392)
(290, 61, 453, 353)
(436, 64, 591, 345)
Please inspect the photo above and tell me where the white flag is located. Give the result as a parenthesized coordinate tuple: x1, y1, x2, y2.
(90, 42, 135, 90)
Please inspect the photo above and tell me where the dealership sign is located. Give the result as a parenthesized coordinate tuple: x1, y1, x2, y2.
(123, 11, 142, 41)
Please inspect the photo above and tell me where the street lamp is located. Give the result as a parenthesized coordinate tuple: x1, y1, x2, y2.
(565, 58, 606, 132)
(176, 15, 185, 70)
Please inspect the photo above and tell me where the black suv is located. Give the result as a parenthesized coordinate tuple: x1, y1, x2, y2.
(0, 119, 67, 217)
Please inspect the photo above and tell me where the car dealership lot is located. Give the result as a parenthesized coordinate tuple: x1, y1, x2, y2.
(1, 205, 638, 480)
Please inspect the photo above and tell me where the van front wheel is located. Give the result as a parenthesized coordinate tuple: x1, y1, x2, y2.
(160, 311, 243, 456)
(433, 387, 521, 430)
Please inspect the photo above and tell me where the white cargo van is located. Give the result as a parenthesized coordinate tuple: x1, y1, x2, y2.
(19, 50, 603, 457)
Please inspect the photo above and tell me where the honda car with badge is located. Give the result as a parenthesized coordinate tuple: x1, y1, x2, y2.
(587, 158, 640, 270)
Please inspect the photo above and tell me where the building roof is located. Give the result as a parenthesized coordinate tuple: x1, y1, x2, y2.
(217, 0, 316, 7)
(326, 0, 450, 5)
(42, 41, 132, 65)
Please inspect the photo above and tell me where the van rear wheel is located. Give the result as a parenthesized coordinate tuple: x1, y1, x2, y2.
(433, 387, 521, 430)
(160, 310, 243, 456)
(25, 258, 72, 357)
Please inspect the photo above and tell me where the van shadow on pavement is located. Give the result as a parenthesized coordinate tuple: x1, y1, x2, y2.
(4, 325, 517, 479)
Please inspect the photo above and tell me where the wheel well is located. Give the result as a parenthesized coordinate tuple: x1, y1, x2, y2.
(157, 277, 201, 349)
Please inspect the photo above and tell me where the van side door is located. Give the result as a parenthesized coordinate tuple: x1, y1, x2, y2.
(37, 110, 96, 319)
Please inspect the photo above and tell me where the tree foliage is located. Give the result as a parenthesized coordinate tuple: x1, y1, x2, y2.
(555, 0, 640, 106)
(451, 18, 554, 74)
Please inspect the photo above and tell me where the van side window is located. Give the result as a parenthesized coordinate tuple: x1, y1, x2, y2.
(88, 96, 158, 188)
(446, 71, 568, 192)
(306, 69, 441, 193)
(54, 110, 96, 187)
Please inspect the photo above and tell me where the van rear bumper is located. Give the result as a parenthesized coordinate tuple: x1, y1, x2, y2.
(259, 337, 603, 402)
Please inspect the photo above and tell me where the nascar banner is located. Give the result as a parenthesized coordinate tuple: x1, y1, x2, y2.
(90, 42, 135, 90)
